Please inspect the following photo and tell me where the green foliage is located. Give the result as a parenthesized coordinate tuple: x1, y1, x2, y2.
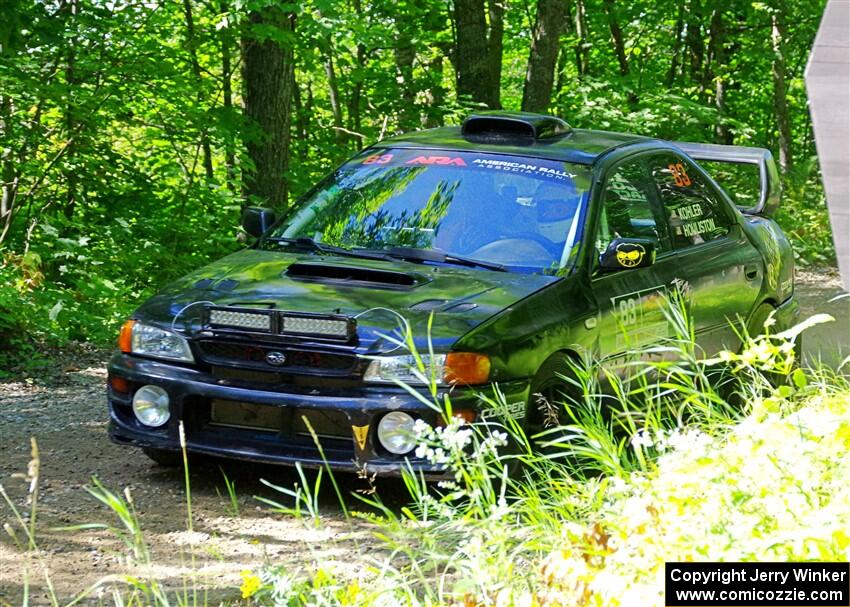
(0, 0, 833, 360)
(776, 158, 835, 266)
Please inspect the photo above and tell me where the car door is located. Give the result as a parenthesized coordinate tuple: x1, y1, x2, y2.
(590, 154, 679, 365)
(644, 151, 763, 356)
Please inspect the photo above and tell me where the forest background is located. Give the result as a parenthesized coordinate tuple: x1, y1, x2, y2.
(0, 0, 834, 369)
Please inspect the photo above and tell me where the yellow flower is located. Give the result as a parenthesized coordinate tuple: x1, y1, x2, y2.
(240, 569, 263, 599)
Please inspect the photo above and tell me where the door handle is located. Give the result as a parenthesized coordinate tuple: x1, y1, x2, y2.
(745, 265, 759, 280)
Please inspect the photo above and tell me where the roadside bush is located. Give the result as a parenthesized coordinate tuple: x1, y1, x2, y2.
(0, 186, 242, 373)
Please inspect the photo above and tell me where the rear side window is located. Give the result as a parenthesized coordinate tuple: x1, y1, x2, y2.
(647, 153, 732, 249)
(596, 158, 669, 255)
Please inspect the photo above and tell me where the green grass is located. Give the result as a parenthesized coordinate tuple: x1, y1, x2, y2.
(2, 308, 848, 606)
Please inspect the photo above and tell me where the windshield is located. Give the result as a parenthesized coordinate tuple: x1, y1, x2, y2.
(267, 149, 592, 273)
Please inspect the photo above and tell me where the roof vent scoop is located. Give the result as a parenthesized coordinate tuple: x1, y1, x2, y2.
(461, 111, 571, 141)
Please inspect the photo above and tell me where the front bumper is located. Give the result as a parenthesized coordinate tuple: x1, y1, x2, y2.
(107, 354, 530, 477)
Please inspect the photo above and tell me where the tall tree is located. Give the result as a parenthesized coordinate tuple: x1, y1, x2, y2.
(603, 0, 629, 78)
(241, 5, 296, 209)
(770, 5, 793, 171)
(522, 0, 568, 113)
(217, 0, 237, 191)
(453, 0, 502, 108)
(182, 0, 214, 181)
(486, 0, 505, 108)
(573, 0, 589, 77)
(666, 0, 686, 87)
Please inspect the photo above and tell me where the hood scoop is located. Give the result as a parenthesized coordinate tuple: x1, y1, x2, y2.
(285, 262, 424, 290)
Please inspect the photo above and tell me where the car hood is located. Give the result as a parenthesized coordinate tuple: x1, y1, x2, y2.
(135, 249, 559, 353)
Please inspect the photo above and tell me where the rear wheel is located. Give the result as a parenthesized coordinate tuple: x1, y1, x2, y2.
(741, 301, 801, 388)
(746, 302, 777, 341)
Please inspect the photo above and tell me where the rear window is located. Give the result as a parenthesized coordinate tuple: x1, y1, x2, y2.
(697, 160, 762, 210)
(273, 149, 592, 273)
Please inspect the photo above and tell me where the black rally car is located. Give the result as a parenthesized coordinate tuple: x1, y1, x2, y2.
(107, 111, 797, 474)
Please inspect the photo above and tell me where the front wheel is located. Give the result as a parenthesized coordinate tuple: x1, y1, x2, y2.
(142, 447, 183, 467)
(526, 355, 580, 447)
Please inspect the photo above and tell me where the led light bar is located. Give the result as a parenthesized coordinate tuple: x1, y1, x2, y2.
(208, 308, 272, 331)
(281, 315, 350, 338)
(204, 306, 356, 341)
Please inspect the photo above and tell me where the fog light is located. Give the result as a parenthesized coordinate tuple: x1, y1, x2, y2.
(377, 411, 417, 455)
(132, 385, 170, 427)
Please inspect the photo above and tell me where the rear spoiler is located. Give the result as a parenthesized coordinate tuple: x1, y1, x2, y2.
(670, 141, 781, 216)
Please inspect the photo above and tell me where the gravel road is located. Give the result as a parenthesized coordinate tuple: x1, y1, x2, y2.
(1, 267, 847, 605)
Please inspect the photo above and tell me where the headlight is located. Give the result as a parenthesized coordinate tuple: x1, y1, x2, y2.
(363, 354, 446, 385)
(119, 320, 194, 363)
(363, 352, 490, 385)
(377, 411, 417, 455)
(132, 384, 171, 427)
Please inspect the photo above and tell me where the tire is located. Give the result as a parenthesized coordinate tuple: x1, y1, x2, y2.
(142, 447, 183, 467)
(743, 301, 801, 387)
(526, 354, 580, 443)
(745, 302, 776, 341)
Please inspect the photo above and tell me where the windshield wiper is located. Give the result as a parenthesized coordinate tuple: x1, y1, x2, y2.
(264, 239, 507, 271)
(264, 237, 392, 262)
(381, 247, 507, 272)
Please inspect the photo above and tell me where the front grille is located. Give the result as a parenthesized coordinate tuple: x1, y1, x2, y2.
(197, 340, 356, 375)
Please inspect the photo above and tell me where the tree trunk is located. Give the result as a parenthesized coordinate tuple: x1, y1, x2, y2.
(182, 0, 214, 181)
(394, 34, 418, 128)
(423, 4, 449, 127)
(423, 55, 447, 127)
(349, 0, 366, 145)
(241, 7, 296, 210)
(486, 0, 504, 109)
(522, 0, 567, 113)
(685, 0, 704, 84)
(603, 0, 637, 106)
(63, 0, 78, 221)
(219, 0, 235, 191)
(603, 0, 629, 77)
(702, 3, 723, 100)
(666, 0, 685, 87)
(574, 0, 589, 76)
(771, 10, 793, 172)
(324, 51, 346, 144)
(0, 94, 18, 244)
(705, 4, 731, 143)
(453, 0, 500, 108)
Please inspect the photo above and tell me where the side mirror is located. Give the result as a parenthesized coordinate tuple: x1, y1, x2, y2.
(242, 207, 277, 238)
(599, 238, 656, 271)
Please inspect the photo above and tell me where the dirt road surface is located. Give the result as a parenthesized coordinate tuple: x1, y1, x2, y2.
(1, 268, 847, 605)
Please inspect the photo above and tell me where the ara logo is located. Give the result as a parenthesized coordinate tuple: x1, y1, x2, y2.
(405, 156, 467, 166)
(265, 351, 287, 366)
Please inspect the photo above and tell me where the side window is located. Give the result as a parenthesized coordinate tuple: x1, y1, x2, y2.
(647, 154, 733, 249)
(596, 158, 667, 255)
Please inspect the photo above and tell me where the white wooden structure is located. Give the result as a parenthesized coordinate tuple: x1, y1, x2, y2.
(806, 0, 850, 291)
